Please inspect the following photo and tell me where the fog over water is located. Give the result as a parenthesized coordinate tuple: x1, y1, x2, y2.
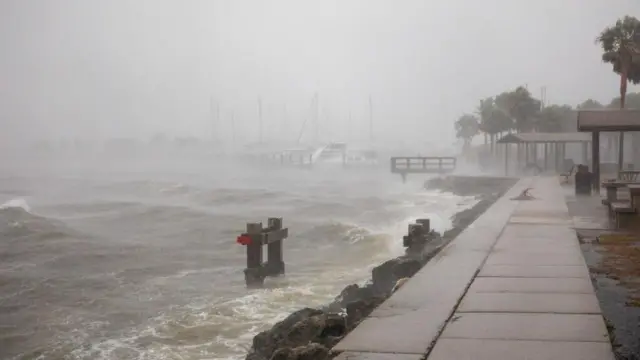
(1, 0, 639, 147)
(1, 1, 640, 359)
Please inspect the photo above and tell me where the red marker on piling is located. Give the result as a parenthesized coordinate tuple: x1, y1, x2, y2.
(237, 235, 252, 245)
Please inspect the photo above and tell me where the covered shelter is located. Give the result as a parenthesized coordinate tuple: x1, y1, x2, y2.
(496, 132, 592, 176)
(577, 109, 640, 189)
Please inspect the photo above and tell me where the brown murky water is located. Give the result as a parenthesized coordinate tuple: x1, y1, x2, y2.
(0, 154, 474, 359)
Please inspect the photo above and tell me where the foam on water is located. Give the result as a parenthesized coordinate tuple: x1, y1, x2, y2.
(0, 198, 31, 212)
(55, 188, 477, 360)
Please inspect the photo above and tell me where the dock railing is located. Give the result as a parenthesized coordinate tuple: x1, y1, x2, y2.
(390, 156, 456, 182)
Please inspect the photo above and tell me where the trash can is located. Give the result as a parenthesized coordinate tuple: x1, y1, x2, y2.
(575, 164, 592, 195)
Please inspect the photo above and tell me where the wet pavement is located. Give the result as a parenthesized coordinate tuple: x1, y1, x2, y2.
(334, 176, 617, 360)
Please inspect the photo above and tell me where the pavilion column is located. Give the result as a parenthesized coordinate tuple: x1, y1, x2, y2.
(505, 143, 510, 176)
(516, 143, 521, 173)
(562, 142, 567, 170)
(553, 143, 560, 172)
(592, 132, 600, 190)
(533, 143, 538, 165)
(544, 143, 549, 171)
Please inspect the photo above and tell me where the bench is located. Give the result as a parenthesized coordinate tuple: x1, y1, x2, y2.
(610, 201, 636, 228)
(602, 181, 626, 205)
(618, 170, 640, 182)
(629, 184, 640, 211)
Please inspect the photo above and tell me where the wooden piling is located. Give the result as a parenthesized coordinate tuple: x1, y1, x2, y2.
(238, 218, 289, 288)
(416, 219, 430, 233)
(244, 222, 265, 287)
(403, 219, 431, 249)
(267, 217, 285, 275)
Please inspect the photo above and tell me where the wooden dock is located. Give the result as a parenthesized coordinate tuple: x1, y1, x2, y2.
(390, 156, 457, 181)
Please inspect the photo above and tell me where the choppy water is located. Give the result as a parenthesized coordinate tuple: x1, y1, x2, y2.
(0, 153, 475, 360)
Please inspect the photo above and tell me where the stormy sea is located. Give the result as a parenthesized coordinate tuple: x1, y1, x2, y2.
(0, 151, 477, 360)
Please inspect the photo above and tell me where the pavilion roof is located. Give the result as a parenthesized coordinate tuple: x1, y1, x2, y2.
(496, 132, 591, 144)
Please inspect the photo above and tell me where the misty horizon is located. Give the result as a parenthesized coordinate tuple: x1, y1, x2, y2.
(2, 0, 639, 147)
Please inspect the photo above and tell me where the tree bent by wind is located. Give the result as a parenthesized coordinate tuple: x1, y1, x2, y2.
(454, 113, 480, 153)
(596, 15, 640, 170)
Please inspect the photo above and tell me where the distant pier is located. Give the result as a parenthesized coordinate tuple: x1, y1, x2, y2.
(390, 156, 457, 182)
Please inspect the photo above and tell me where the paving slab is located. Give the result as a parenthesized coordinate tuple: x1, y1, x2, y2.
(500, 224, 577, 239)
(467, 277, 595, 294)
(479, 265, 589, 278)
(509, 216, 574, 225)
(484, 252, 585, 266)
(333, 307, 446, 354)
(428, 339, 616, 360)
(494, 235, 580, 246)
(334, 352, 423, 360)
(492, 243, 580, 253)
(440, 313, 610, 342)
(372, 253, 483, 313)
(457, 292, 601, 314)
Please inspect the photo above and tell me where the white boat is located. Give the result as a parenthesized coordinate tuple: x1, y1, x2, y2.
(311, 142, 348, 163)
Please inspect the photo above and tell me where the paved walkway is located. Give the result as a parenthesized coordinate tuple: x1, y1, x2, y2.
(334, 176, 615, 360)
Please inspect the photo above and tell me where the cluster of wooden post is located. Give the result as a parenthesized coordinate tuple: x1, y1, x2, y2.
(237, 218, 289, 288)
(402, 218, 432, 252)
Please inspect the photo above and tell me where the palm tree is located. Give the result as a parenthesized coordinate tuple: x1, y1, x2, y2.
(495, 87, 541, 133)
(576, 99, 604, 110)
(477, 97, 510, 153)
(454, 114, 479, 152)
(597, 15, 640, 170)
(536, 105, 573, 133)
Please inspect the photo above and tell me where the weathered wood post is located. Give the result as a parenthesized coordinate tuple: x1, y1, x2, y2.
(266, 217, 285, 276)
(241, 222, 264, 287)
(416, 219, 430, 233)
(403, 218, 431, 252)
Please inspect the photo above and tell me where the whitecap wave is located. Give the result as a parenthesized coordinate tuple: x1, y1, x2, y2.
(0, 198, 31, 212)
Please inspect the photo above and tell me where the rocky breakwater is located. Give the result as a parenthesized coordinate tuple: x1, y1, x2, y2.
(245, 175, 517, 360)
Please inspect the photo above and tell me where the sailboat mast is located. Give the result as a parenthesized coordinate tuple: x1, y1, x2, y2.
(314, 93, 319, 144)
(368, 95, 373, 143)
(282, 104, 288, 143)
(231, 111, 236, 142)
(209, 97, 216, 141)
(348, 110, 352, 142)
(258, 97, 263, 143)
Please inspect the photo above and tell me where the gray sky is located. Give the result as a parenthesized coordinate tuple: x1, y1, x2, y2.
(1, 0, 639, 146)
